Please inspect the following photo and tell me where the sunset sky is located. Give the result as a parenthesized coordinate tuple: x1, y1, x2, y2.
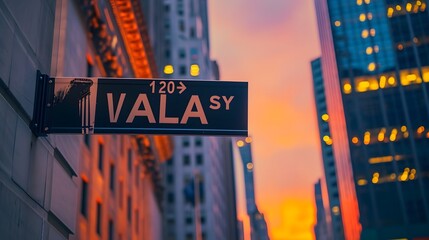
(209, 1, 323, 239)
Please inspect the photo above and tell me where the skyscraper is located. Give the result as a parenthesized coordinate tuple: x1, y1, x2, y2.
(236, 138, 270, 240)
(155, 1, 239, 240)
(315, 0, 429, 239)
(311, 57, 345, 240)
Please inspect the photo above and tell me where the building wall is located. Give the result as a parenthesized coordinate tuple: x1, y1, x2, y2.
(311, 57, 344, 240)
(0, 0, 79, 239)
(0, 0, 169, 239)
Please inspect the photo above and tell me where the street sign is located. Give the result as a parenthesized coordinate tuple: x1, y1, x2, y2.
(31, 71, 248, 136)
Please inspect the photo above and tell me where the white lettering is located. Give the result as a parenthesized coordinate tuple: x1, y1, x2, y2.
(180, 95, 208, 124)
(126, 94, 156, 123)
(107, 93, 126, 123)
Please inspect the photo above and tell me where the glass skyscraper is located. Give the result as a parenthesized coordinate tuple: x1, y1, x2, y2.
(315, 0, 429, 239)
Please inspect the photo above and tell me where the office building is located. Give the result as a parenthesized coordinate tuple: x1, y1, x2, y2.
(311, 57, 345, 240)
(314, 179, 330, 240)
(236, 138, 270, 240)
(0, 0, 172, 239)
(315, 0, 429, 239)
(157, 0, 239, 240)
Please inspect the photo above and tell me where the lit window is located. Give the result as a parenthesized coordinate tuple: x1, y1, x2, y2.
(332, 206, 340, 215)
(378, 128, 386, 142)
(361, 29, 369, 38)
(397, 44, 404, 50)
(417, 126, 425, 134)
(364, 0, 370, 4)
(190, 64, 200, 77)
(364, 131, 370, 145)
(352, 137, 359, 144)
(321, 114, 329, 122)
(367, 13, 373, 20)
(357, 179, 367, 186)
(372, 172, 379, 183)
(245, 137, 253, 143)
(343, 81, 352, 94)
(366, 46, 373, 55)
(359, 13, 366, 22)
(387, 7, 394, 17)
(164, 65, 174, 74)
(368, 62, 376, 71)
(374, 45, 379, 53)
(396, 5, 402, 11)
(387, 76, 396, 86)
(246, 163, 254, 171)
(334, 21, 341, 27)
(406, 3, 412, 11)
(369, 28, 376, 36)
(379, 76, 386, 88)
(357, 0, 362, 5)
(390, 128, 398, 141)
(237, 140, 244, 147)
(401, 125, 407, 132)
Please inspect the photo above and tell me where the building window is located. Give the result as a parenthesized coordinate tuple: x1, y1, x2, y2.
(182, 137, 190, 147)
(128, 149, 132, 173)
(84, 135, 90, 148)
(164, 4, 170, 12)
(195, 137, 202, 147)
(185, 216, 192, 225)
(80, 179, 88, 217)
(119, 181, 124, 209)
(127, 196, 132, 222)
(108, 219, 114, 240)
(135, 209, 139, 233)
(135, 165, 140, 187)
(183, 155, 190, 166)
(96, 202, 102, 235)
(179, 48, 186, 59)
(196, 154, 203, 165)
(109, 163, 115, 192)
(167, 174, 174, 184)
(190, 27, 196, 38)
(168, 192, 175, 204)
(98, 143, 104, 172)
(179, 20, 185, 32)
(185, 233, 193, 240)
(179, 65, 186, 76)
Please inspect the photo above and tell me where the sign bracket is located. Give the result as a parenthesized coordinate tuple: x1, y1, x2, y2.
(31, 71, 54, 137)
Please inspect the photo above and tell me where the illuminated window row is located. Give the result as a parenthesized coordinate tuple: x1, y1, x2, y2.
(356, 0, 371, 6)
(342, 67, 429, 94)
(359, 12, 373, 22)
(351, 125, 429, 146)
(397, 36, 429, 50)
(357, 167, 418, 186)
(163, 64, 200, 76)
(387, 1, 426, 18)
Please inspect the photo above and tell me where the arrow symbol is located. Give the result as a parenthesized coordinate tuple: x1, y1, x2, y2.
(177, 81, 187, 94)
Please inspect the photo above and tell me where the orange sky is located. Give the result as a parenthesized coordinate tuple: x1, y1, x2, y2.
(209, 1, 323, 239)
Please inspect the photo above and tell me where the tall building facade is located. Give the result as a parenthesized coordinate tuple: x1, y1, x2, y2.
(156, 1, 239, 240)
(236, 138, 270, 240)
(311, 57, 345, 240)
(315, 0, 429, 239)
(0, 0, 172, 239)
(314, 179, 330, 240)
